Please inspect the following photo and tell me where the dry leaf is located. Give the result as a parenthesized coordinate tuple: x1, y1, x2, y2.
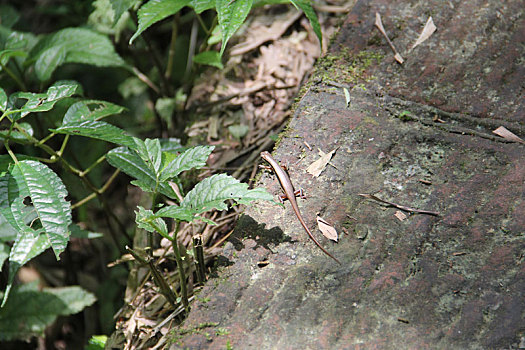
(492, 126, 525, 144)
(306, 148, 337, 177)
(394, 210, 407, 221)
(343, 87, 350, 107)
(374, 12, 404, 64)
(411, 17, 437, 49)
(316, 215, 338, 242)
(208, 115, 219, 140)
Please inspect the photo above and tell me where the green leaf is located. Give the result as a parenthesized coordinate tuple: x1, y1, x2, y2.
(0, 49, 28, 68)
(288, 0, 322, 46)
(63, 100, 125, 124)
(160, 145, 214, 182)
(0, 196, 50, 307)
(69, 224, 103, 239)
(110, 0, 139, 23)
(1, 218, 49, 306)
(106, 147, 177, 198)
(154, 205, 196, 222)
(228, 124, 249, 139)
(30, 28, 127, 82)
(193, 51, 223, 69)
(140, 138, 162, 173)
(34, 45, 67, 81)
(0, 5, 20, 29)
(188, 0, 215, 14)
(86, 335, 108, 350)
(129, 0, 191, 44)
(10, 161, 72, 259)
(135, 206, 170, 240)
(216, 0, 253, 56)
(8, 81, 80, 119)
(0, 243, 9, 271)
(159, 138, 184, 153)
(0, 87, 6, 112)
(52, 120, 136, 148)
(0, 283, 96, 341)
(181, 173, 274, 213)
(155, 97, 176, 122)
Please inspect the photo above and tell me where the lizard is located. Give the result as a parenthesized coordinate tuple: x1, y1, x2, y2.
(260, 151, 341, 264)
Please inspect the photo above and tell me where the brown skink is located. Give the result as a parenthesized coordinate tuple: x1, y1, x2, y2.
(261, 151, 341, 264)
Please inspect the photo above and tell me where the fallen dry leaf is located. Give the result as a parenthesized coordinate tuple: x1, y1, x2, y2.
(374, 12, 404, 64)
(411, 16, 437, 49)
(343, 87, 350, 107)
(316, 215, 338, 242)
(306, 148, 337, 176)
(492, 126, 525, 144)
(394, 210, 407, 221)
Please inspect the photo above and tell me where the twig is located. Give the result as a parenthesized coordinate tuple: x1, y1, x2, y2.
(358, 193, 439, 216)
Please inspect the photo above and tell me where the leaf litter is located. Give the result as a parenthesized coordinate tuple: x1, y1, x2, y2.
(116, 3, 347, 349)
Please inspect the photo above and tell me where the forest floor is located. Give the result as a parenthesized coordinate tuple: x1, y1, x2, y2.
(169, 0, 525, 349)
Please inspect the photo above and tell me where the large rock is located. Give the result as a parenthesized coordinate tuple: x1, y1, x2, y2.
(173, 0, 525, 348)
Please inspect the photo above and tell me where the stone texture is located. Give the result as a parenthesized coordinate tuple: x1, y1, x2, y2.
(172, 0, 525, 348)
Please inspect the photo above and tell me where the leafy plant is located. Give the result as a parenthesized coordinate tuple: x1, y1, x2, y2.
(0, 0, 316, 344)
(119, 0, 322, 64)
(0, 281, 96, 341)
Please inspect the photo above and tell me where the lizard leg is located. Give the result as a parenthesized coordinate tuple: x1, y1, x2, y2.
(295, 189, 307, 200)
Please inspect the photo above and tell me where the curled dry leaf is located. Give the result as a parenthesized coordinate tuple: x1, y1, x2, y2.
(492, 126, 525, 144)
(411, 17, 437, 50)
(343, 87, 350, 107)
(316, 215, 338, 242)
(374, 12, 404, 64)
(306, 148, 337, 177)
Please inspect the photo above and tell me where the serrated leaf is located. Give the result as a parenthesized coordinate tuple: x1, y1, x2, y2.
(0, 197, 50, 306)
(0, 87, 7, 112)
(106, 147, 177, 198)
(135, 206, 170, 240)
(110, 0, 138, 23)
(30, 28, 127, 82)
(193, 51, 223, 69)
(154, 205, 197, 222)
(181, 173, 273, 213)
(160, 145, 214, 182)
(34, 45, 67, 81)
(10, 161, 71, 259)
(0, 283, 96, 341)
(188, 0, 215, 13)
(8, 81, 80, 119)
(52, 120, 136, 148)
(129, 0, 191, 44)
(142, 138, 162, 173)
(216, 0, 253, 56)
(1, 224, 49, 306)
(159, 138, 184, 153)
(288, 0, 322, 46)
(63, 100, 125, 124)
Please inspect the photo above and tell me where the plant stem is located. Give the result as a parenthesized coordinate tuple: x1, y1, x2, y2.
(192, 234, 206, 285)
(126, 246, 179, 308)
(172, 227, 190, 313)
(165, 15, 179, 80)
